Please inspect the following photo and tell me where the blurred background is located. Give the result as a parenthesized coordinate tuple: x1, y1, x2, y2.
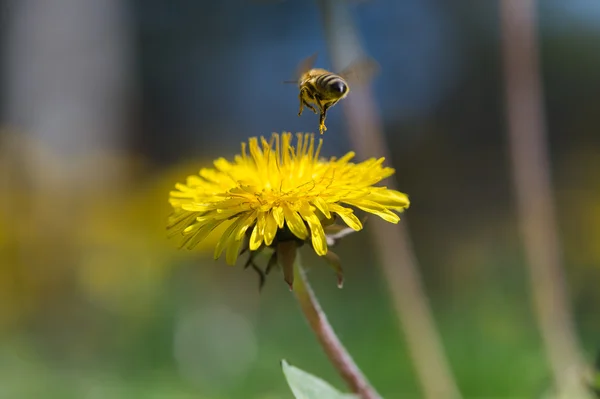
(1, 0, 599, 398)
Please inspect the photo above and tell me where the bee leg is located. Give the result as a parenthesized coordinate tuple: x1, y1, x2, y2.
(298, 91, 305, 116)
(298, 88, 317, 116)
(298, 88, 311, 116)
(244, 251, 266, 291)
(319, 106, 330, 134)
(304, 100, 318, 114)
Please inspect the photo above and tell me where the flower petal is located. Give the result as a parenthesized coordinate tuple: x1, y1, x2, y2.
(179, 219, 222, 250)
(249, 223, 263, 251)
(298, 204, 327, 256)
(283, 204, 308, 240)
(312, 196, 331, 219)
(214, 219, 243, 260)
(342, 199, 401, 223)
(263, 212, 278, 246)
(366, 188, 410, 209)
(235, 211, 258, 240)
(167, 211, 199, 234)
(329, 204, 363, 231)
(272, 206, 285, 228)
(225, 236, 243, 265)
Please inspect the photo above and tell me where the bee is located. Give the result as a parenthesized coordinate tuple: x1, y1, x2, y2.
(285, 53, 379, 134)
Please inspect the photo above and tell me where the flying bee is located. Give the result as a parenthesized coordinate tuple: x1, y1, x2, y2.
(285, 53, 379, 134)
(239, 214, 367, 290)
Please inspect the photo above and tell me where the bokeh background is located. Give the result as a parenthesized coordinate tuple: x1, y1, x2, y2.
(1, 0, 599, 398)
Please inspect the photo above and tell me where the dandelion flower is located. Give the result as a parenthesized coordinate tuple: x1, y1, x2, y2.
(168, 132, 409, 287)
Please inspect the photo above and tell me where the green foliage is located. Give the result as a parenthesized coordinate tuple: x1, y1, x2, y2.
(281, 360, 359, 399)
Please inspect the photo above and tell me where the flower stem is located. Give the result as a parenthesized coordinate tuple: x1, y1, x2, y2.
(292, 254, 382, 399)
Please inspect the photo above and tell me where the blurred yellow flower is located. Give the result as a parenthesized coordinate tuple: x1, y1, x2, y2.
(0, 129, 228, 324)
(168, 132, 410, 266)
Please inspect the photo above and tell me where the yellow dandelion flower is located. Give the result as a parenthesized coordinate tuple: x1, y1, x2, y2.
(168, 132, 409, 287)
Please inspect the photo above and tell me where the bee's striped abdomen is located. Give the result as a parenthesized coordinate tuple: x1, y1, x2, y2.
(314, 73, 340, 87)
(314, 73, 348, 98)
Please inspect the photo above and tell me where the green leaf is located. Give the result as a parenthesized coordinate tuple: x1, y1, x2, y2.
(281, 359, 360, 399)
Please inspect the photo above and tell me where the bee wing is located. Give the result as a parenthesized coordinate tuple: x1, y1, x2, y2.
(338, 56, 380, 87)
(282, 53, 319, 84)
(295, 52, 319, 79)
(283, 53, 317, 84)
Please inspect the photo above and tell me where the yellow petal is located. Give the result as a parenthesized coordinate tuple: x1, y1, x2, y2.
(298, 204, 327, 256)
(215, 215, 254, 262)
(200, 168, 225, 184)
(272, 206, 285, 228)
(248, 137, 263, 163)
(167, 211, 197, 231)
(249, 223, 263, 251)
(225, 237, 243, 265)
(283, 205, 308, 240)
(181, 203, 207, 212)
(256, 211, 266, 234)
(235, 211, 258, 240)
(329, 204, 362, 231)
(183, 223, 202, 235)
(169, 190, 195, 200)
(214, 219, 243, 260)
(342, 199, 400, 224)
(213, 157, 235, 174)
(312, 196, 331, 219)
(180, 219, 222, 250)
(367, 189, 410, 208)
(335, 151, 355, 164)
(263, 212, 278, 246)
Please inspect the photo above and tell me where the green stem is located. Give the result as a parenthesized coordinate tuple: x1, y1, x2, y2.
(292, 254, 382, 399)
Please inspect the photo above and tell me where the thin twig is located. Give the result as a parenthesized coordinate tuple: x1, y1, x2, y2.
(292, 254, 382, 399)
(499, 0, 588, 396)
(316, 1, 462, 398)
